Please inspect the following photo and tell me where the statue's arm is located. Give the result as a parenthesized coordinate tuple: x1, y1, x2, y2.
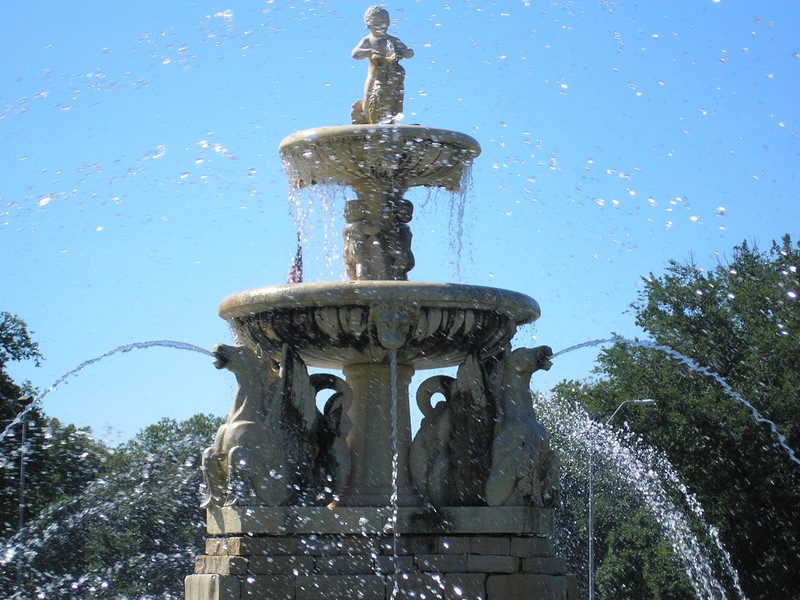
(352, 37, 373, 60)
(390, 36, 414, 59)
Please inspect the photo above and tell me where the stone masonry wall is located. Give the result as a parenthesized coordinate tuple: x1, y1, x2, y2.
(186, 533, 577, 600)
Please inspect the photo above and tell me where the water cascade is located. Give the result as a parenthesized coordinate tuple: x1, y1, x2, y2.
(186, 6, 573, 600)
(533, 392, 746, 599)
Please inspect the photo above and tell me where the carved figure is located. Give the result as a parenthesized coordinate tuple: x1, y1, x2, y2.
(306, 372, 353, 505)
(410, 346, 560, 508)
(201, 344, 352, 508)
(485, 346, 560, 507)
(410, 353, 495, 506)
(370, 301, 419, 350)
(343, 197, 415, 280)
(201, 344, 289, 508)
(352, 6, 414, 124)
(409, 374, 454, 507)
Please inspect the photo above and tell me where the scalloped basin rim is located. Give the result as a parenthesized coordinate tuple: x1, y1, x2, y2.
(219, 281, 539, 323)
(278, 124, 481, 156)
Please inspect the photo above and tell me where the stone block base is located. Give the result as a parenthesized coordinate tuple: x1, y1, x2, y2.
(186, 532, 575, 599)
(187, 506, 575, 599)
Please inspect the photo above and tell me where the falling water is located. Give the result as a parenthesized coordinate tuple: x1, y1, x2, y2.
(0, 340, 214, 444)
(534, 392, 747, 599)
(416, 183, 473, 282)
(284, 180, 346, 278)
(387, 350, 401, 600)
(551, 337, 800, 469)
(1, 419, 212, 598)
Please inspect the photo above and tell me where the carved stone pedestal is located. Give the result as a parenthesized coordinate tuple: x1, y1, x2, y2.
(185, 507, 576, 600)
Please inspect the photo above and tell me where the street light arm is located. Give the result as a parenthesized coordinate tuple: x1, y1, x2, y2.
(605, 398, 655, 425)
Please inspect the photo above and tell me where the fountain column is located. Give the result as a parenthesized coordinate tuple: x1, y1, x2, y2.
(341, 361, 417, 506)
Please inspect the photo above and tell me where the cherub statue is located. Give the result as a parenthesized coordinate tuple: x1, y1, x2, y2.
(351, 6, 414, 124)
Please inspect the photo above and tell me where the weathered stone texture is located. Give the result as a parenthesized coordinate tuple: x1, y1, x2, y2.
(185, 574, 240, 600)
(486, 573, 568, 600)
(295, 574, 385, 600)
(187, 533, 575, 599)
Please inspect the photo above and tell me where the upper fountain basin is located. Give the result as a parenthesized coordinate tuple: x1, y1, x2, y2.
(279, 124, 481, 193)
(219, 281, 539, 369)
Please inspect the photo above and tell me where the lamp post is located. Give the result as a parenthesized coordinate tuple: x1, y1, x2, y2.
(588, 398, 655, 600)
(16, 394, 35, 594)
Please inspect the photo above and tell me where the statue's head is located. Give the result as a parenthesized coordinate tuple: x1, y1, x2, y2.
(364, 5, 390, 34)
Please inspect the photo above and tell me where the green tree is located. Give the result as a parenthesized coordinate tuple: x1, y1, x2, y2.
(543, 386, 694, 600)
(0, 313, 222, 598)
(0, 314, 111, 597)
(8, 414, 221, 599)
(0, 312, 42, 402)
(561, 236, 800, 598)
(597, 504, 694, 600)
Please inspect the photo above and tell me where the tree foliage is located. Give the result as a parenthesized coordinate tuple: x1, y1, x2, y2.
(2, 414, 221, 599)
(0, 312, 42, 402)
(1, 315, 107, 542)
(560, 236, 800, 598)
(0, 312, 222, 598)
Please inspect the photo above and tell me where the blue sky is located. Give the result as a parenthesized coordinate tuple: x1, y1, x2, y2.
(3, 1, 798, 442)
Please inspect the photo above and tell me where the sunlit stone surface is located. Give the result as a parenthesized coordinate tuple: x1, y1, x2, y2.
(186, 6, 574, 599)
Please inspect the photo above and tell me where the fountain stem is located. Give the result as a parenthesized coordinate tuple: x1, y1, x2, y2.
(344, 178, 414, 280)
(340, 361, 418, 506)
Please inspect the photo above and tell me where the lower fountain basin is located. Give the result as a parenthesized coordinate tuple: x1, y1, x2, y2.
(219, 281, 539, 369)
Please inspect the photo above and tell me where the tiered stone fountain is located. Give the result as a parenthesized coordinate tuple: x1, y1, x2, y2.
(186, 7, 575, 599)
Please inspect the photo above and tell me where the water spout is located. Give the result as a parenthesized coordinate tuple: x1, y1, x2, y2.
(551, 337, 800, 469)
(0, 341, 214, 444)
